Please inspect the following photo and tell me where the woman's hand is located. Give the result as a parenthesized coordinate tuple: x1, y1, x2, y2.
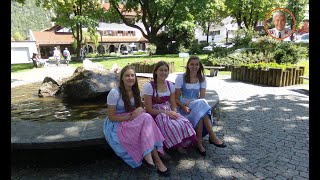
(130, 107, 145, 119)
(182, 105, 191, 114)
(166, 111, 179, 120)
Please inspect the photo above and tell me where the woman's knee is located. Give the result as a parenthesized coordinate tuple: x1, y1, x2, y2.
(139, 112, 153, 120)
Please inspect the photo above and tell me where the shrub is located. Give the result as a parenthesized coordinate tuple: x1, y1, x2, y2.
(234, 29, 257, 48)
(147, 44, 157, 56)
(189, 40, 202, 54)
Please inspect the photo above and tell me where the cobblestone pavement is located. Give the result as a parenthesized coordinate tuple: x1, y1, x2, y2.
(11, 75, 309, 179)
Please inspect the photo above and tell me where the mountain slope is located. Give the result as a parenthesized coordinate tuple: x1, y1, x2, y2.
(11, 0, 53, 39)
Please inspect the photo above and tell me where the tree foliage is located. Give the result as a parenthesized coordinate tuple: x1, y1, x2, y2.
(195, 0, 228, 44)
(104, 0, 208, 52)
(14, 0, 105, 59)
(225, 0, 286, 30)
(286, 0, 308, 30)
(34, 0, 105, 58)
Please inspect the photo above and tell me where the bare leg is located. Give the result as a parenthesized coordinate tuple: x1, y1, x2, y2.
(159, 149, 172, 160)
(202, 115, 223, 145)
(144, 152, 155, 165)
(196, 119, 206, 152)
(151, 148, 167, 172)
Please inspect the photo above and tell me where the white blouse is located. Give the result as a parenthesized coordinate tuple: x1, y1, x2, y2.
(107, 88, 134, 106)
(142, 81, 175, 97)
(174, 74, 207, 89)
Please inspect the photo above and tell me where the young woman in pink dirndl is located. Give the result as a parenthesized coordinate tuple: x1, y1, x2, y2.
(143, 61, 197, 155)
(103, 65, 170, 176)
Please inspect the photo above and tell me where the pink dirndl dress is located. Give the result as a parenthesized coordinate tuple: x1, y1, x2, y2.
(149, 81, 198, 149)
(104, 88, 164, 168)
(117, 112, 165, 163)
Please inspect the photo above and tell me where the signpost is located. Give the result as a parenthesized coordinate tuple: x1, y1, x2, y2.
(178, 52, 189, 65)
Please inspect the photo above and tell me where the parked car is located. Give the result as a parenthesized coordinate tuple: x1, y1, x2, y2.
(228, 48, 259, 58)
(295, 33, 309, 43)
(202, 46, 213, 51)
(214, 42, 235, 48)
(121, 50, 128, 55)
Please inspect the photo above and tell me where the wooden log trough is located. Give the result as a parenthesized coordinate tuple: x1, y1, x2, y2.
(230, 65, 305, 87)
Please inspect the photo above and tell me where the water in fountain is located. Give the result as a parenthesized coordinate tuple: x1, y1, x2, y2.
(11, 82, 107, 123)
(11, 77, 151, 123)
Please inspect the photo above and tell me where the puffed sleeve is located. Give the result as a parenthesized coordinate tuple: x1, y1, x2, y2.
(200, 77, 207, 88)
(142, 82, 153, 96)
(107, 88, 120, 105)
(174, 74, 183, 89)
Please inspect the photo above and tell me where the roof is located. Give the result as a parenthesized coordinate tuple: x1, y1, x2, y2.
(42, 25, 63, 32)
(31, 31, 148, 45)
(32, 31, 74, 44)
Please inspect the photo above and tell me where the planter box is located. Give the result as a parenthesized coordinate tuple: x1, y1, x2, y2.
(130, 61, 175, 73)
(231, 66, 305, 87)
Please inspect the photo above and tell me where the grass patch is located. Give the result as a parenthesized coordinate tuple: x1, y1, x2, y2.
(69, 54, 209, 73)
(11, 63, 34, 73)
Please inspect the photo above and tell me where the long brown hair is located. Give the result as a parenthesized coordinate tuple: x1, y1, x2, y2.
(152, 61, 169, 102)
(119, 65, 142, 112)
(184, 56, 205, 83)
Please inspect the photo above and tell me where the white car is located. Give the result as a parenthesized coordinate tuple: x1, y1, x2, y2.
(202, 46, 213, 51)
(295, 33, 309, 43)
(214, 42, 235, 48)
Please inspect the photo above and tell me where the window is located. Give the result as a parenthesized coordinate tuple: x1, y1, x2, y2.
(128, 31, 135, 36)
(103, 30, 113, 36)
(210, 30, 220, 36)
(117, 31, 123, 36)
(257, 21, 264, 26)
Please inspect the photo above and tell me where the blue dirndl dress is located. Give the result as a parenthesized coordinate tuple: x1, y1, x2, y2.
(177, 75, 214, 137)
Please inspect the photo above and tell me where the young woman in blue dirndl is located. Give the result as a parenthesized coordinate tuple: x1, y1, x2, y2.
(175, 56, 226, 156)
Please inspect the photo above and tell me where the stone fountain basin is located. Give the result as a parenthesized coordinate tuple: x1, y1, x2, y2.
(11, 73, 219, 149)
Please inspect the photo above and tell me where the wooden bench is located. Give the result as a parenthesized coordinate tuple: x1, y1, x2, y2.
(203, 66, 225, 77)
(180, 66, 225, 77)
(46, 59, 70, 66)
(299, 76, 309, 80)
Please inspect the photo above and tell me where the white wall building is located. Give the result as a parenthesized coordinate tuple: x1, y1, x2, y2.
(11, 41, 38, 64)
(195, 16, 238, 44)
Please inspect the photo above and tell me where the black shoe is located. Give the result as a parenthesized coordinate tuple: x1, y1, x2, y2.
(197, 148, 206, 156)
(209, 138, 227, 148)
(142, 159, 156, 170)
(157, 168, 170, 177)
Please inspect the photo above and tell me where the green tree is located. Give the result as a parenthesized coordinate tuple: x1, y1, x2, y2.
(195, 0, 227, 44)
(146, 44, 156, 57)
(225, 0, 286, 30)
(82, 27, 100, 52)
(286, 0, 308, 30)
(105, 0, 206, 51)
(15, 0, 105, 59)
(166, 20, 195, 53)
(12, 31, 26, 41)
